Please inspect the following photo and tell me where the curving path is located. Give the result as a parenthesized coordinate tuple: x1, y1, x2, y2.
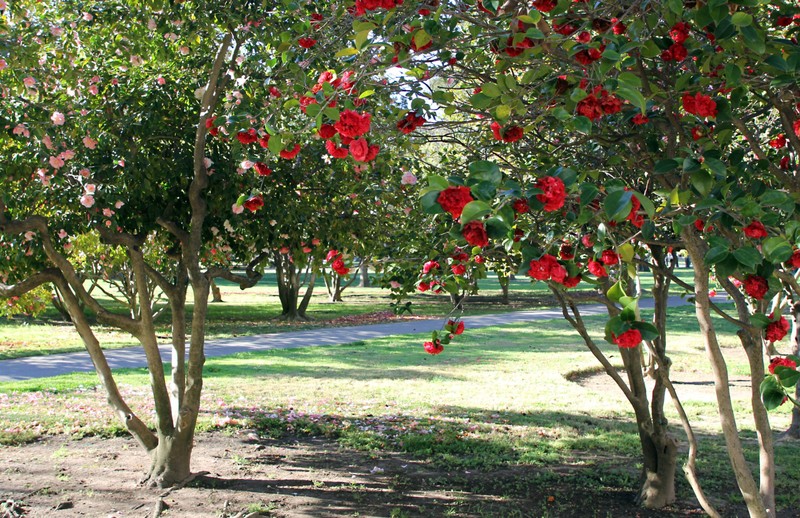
(0, 295, 705, 382)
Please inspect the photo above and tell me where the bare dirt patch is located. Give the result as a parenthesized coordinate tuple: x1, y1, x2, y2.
(0, 430, 711, 517)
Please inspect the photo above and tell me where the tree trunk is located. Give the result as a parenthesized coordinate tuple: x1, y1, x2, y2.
(275, 254, 309, 321)
(683, 230, 769, 518)
(144, 432, 192, 487)
(358, 262, 369, 287)
(210, 278, 223, 302)
(637, 430, 678, 508)
(298, 273, 316, 317)
(498, 272, 510, 304)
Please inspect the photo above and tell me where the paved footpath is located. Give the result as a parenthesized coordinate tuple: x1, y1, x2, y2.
(0, 296, 700, 382)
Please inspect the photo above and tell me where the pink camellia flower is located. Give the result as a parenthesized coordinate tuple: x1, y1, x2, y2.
(60, 150, 75, 160)
(240, 160, 254, 170)
(311, 238, 321, 246)
(115, 200, 125, 209)
(50, 26, 64, 37)
(231, 203, 244, 214)
(130, 55, 143, 66)
(49, 156, 65, 169)
(83, 136, 97, 149)
(0, 59, 6, 71)
(83, 12, 93, 21)
(12, 124, 30, 138)
(102, 208, 114, 217)
(390, 280, 402, 289)
(79, 168, 91, 178)
(157, 76, 166, 85)
(179, 46, 190, 55)
(42, 135, 54, 150)
(88, 84, 99, 95)
(84, 183, 96, 194)
(401, 171, 418, 185)
(422, 260, 440, 274)
(58, 229, 68, 239)
(23, 77, 36, 88)
(51, 111, 66, 126)
(80, 194, 95, 208)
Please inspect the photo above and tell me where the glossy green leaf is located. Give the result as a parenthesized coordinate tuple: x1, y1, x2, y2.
(460, 200, 492, 224)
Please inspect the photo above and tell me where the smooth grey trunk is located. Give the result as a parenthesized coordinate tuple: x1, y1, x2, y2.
(358, 262, 370, 287)
(683, 230, 768, 518)
(497, 272, 510, 304)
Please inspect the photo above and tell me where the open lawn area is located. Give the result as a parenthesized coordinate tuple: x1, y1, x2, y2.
(0, 304, 798, 517)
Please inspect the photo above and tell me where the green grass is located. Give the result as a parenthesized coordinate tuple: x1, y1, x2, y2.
(1, 306, 798, 511)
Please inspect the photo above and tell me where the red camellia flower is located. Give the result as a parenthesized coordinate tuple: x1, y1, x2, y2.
(600, 249, 619, 265)
(527, 254, 568, 283)
(683, 92, 718, 118)
(662, 42, 687, 62)
(632, 114, 649, 125)
(743, 220, 767, 239)
(331, 257, 350, 276)
(422, 260, 440, 274)
(743, 275, 769, 300)
(669, 21, 691, 43)
(269, 86, 281, 97)
(397, 111, 426, 134)
(611, 18, 626, 35)
(462, 220, 489, 247)
(613, 328, 643, 349)
(236, 128, 258, 145)
(243, 195, 264, 213)
(450, 319, 465, 335)
(423, 340, 444, 355)
(451, 264, 466, 276)
(769, 356, 797, 374)
(318, 124, 337, 139)
(280, 144, 301, 159)
(535, 176, 566, 212)
(626, 195, 644, 228)
(325, 139, 349, 159)
(437, 186, 474, 219)
(769, 134, 787, 149)
(588, 259, 607, 277)
(559, 243, 574, 260)
(298, 37, 317, 48)
(765, 314, 790, 342)
(418, 281, 430, 292)
(258, 134, 270, 148)
(254, 162, 272, 177)
(532, 0, 556, 12)
(561, 275, 581, 288)
(581, 234, 594, 247)
(349, 138, 369, 161)
(334, 109, 372, 139)
(512, 198, 530, 214)
(490, 121, 524, 143)
(326, 249, 340, 262)
(787, 250, 800, 268)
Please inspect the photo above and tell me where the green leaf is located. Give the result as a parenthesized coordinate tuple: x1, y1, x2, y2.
(616, 86, 646, 114)
(420, 190, 445, 214)
(355, 30, 372, 50)
(334, 47, 359, 58)
(460, 200, 492, 224)
(485, 216, 510, 239)
(741, 25, 766, 54)
(731, 12, 753, 26)
(481, 82, 502, 98)
(618, 243, 635, 263)
(573, 116, 592, 134)
(570, 88, 588, 103)
(763, 237, 794, 263)
(494, 104, 512, 121)
(631, 321, 659, 341)
(691, 170, 713, 196)
(750, 313, 771, 329)
(703, 157, 727, 177)
(579, 183, 599, 208)
(267, 133, 283, 155)
(468, 161, 502, 186)
(733, 246, 762, 269)
(604, 190, 633, 223)
(775, 366, 800, 388)
(427, 174, 450, 190)
(654, 159, 680, 173)
(617, 72, 642, 89)
(760, 376, 787, 411)
(704, 246, 730, 265)
(607, 281, 626, 303)
(414, 30, 432, 49)
(632, 192, 655, 218)
(470, 93, 494, 110)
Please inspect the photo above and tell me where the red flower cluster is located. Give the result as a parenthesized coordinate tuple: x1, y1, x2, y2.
(490, 121, 524, 143)
(632, 114, 649, 125)
(769, 356, 797, 374)
(236, 128, 258, 145)
(254, 162, 272, 176)
(765, 315, 790, 342)
(787, 250, 800, 268)
(626, 194, 644, 228)
(422, 260, 440, 274)
(588, 259, 607, 277)
(318, 124, 337, 139)
(535, 176, 566, 212)
(600, 249, 619, 265)
(512, 198, 529, 214)
(397, 111, 426, 134)
(326, 250, 350, 276)
(661, 42, 687, 62)
(769, 134, 786, 149)
(335, 110, 372, 138)
(613, 328, 642, 349)
(531, 0, 556, 12)
(298, 37, 317, 48)
(574, 47, 603, 65)
(437, 186, 474, 219)
(280, 144, 301, 159)
(743, 275, 769, 300)
(462, 220, 489, 247)
(423, 339, 443, 355)
(325, 140, 349, 159)
(446, 319, 465, 335)
(527, 254, 567, 283)
(743, 220, 767, 239)
(576, 87, 621, 121)
(683, 92, 717, 118)
(243, 195, 264, 212)
(669, 22, 691, 43)
(354, 0, 403, 16)
(349, 138, 380, 162)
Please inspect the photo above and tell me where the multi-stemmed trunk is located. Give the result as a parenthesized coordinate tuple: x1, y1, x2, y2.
(275, 253, 315, 320)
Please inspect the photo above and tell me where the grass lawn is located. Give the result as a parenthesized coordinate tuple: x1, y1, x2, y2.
(0, 304, 798, 514)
